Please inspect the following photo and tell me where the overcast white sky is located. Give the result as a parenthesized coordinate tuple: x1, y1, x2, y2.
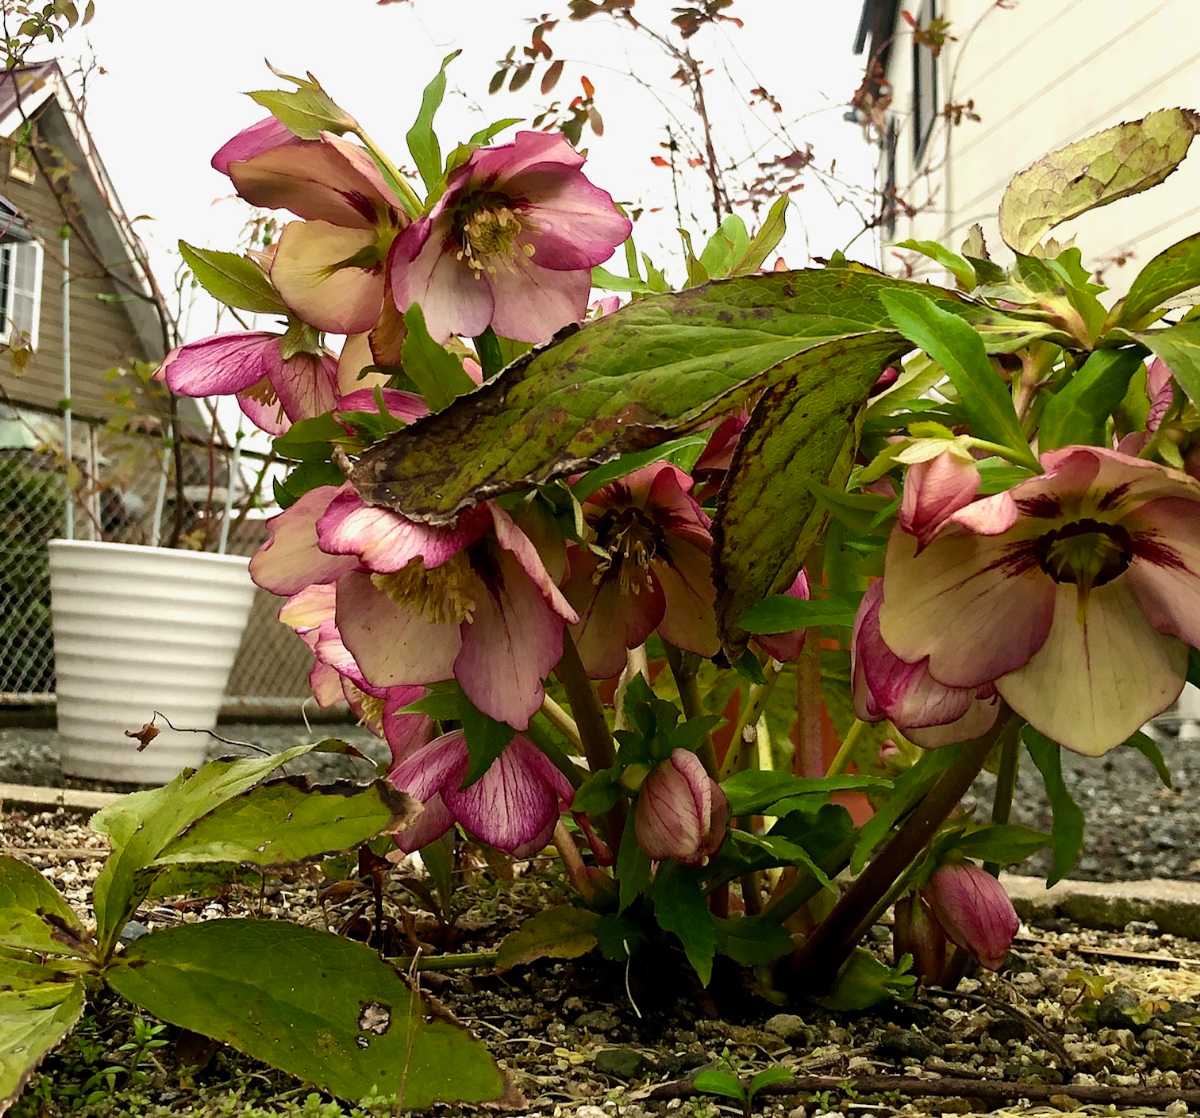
(61, 0, 877, 345)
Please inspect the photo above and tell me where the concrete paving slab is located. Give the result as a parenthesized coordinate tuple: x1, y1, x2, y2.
(1003, 872, 1200, 939)
(0, 782, 121, 813)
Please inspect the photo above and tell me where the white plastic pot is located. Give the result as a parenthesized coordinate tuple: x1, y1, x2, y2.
(48, 539, 256, 783)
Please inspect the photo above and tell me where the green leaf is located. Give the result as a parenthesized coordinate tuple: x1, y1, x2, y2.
(1126, 730, 1172, 789)
(571, 434, 708, 503)
(731, 195, 789, 276)
(713, 333, 909, 652)
(595, 914, 646, 961)
(852, 745, 960, 873)
(999, 109, 1200, 254)
(814, 947, 915, 1010)
(0, 961, 85, 1110)
(1116, 231, 1200, 327)
(273, 412, 347, 462)
(178, 242, 286, 315)
(401, 304, 479, 412)
(651, 864, 716, 985)
(250, 67, 359, 139)
(151, 777, 418, 869)
(698, 214, 751, 280)
(894, 239, 976, 289)
(692, 1069, 746, 1102)
(0, 856, 89, 958)
(738, 592, 861, 634)
(495, 905, 600, 968)
(721, 770, 885, 817)
(406, 51, 459, 193)
(274, 460, 346, 508)
(749, 1067, 796, 1096)
(1023, 728, 1085, 886)
(89, 747, 317, 955)
(733, 830, 834, 892)
(349, 268, 993, 523)
(106, 920, 509, 1107)
(949, 823, 1053, 865)
(1120, 321, 1200, 411)
(459, 701, 516, 788)
(1038, 349, 1145, 450)
(590, 265, 658, 294)
(880, 289, 1039, 471)
(617, 810, 651, 913)
(712, 915, 792, 966)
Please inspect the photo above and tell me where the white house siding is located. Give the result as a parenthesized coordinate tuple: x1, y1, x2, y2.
(877, 0, 1200, 291)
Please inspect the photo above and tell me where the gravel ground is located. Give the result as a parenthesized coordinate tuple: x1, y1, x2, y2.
(3, 710, 1199, 882)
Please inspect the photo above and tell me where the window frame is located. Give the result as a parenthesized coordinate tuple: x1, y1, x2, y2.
(0, 239, 44, 350)
(911, 0, 940, 164)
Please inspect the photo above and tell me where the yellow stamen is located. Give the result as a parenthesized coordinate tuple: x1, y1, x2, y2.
(371, 552, 477, 625)
(358, 691, 385, 729)
(454, 192, 530, 277)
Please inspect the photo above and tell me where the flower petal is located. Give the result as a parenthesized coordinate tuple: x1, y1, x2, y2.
(250, 485, 357, 596)
(1124, 494, 1200, 650)
(879, 525, 1054, 688)
(564, 550, 664, 680)
(485, 252, 592, 343)
(654, 537, 720, 658)
(212, 117, 294, 175)
(160, 332, 279, 397)
(454, 545, 568, 728)
(998, 579, 1187, 755)
(271, 220, 383, 335)
(509, 170, 631, 269)
(388, 217, 494, 342)
(335, 571, 461, 687)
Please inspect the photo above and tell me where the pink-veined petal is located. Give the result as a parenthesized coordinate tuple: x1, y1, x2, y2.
(997, 579, 1187, 755)
(250, 485, 357, 596)
(212, 117, 294, 175)
(490, 504, 577, 622)
(454, 546, 568, 729)
(485, 252, 593, 343)
(879, 525, 1054, 689)
(277, 581, 338, 633)
(1124, 494, 1200, 650)
(271, 220, 384, 335)
(388, 217, 494, 342)
(269, 349, 342, 424)
(161, 332, 279, 397)
(335, 571, 460, 687)
(653, 537, 720, 658)
(380, 684, 433, 766)
(507, 170, 631, 269)
(317, 490, 486, 571)
(463, 130, 586, 183)
(754, 570, 811, 662)
(564, 550, 664, 680)
(443, 735, 574, 854)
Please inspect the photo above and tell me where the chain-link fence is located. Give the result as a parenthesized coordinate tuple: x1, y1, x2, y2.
(0, 407, 312, 707)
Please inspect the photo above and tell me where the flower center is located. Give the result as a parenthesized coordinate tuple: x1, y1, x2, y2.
(454, 192, 533, 277)
(592, 507, 663, 595)
(1034, 517, 1134, 620)
(357, 690, 385, 729)
(371, 552, 477, 625)
(241, 375, 278, 408)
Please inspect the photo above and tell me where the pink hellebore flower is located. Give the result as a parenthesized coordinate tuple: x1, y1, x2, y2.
(852, 581, 1000, 748)
(159, 331, 344, 436)
(214, 120, 409, 335)
(388, 731, 574, 856)
(634, 748, 728, 867)
(923, 862, 1019, 972)
(388, 130, 631, 343)
(564, 463, 720, 680)
(878, 445, 1200, 755)
(251, 483, 578, 729)
(897, 438, 980, 551)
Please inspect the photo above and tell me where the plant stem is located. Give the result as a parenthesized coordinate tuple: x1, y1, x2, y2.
(555, 632, 616, 775)
(539, 694, 584, 756)
(663, 643, 718, 776)
(984, 716, 1022, 876)
(794, 638, 824, 778)
(720, 657, 782, 781)
(552, 819, 594, 903)
(789, 713, 1013, 991)
(355, 126, 423, 219)
(825, 719, 870, 779)
(389, 951, 499, 971)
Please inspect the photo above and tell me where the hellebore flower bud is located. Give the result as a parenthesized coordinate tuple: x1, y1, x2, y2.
(893, 891, 950, 983)
(923, 862, 1019, 971)
(634, 748, 728, 866)
(897, 440, 980, 551)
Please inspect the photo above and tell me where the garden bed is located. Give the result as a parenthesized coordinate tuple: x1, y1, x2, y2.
(6, 804, 1200, 1118)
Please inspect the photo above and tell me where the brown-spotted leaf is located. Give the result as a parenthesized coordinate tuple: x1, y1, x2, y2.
(0, 957, 85, 1112)
(495, 905, 601, 969)
(349, 269, 997, 524)
(999, 109, 1200, 255)
(714, 333, 910, 654)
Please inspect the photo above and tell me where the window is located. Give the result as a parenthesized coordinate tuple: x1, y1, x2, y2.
(8, 141, 35, 184)
(0, 240, 43, 349)
(911, 0, 940, 164)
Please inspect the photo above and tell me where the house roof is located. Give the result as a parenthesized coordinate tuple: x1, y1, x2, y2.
(0, 61, 174, 360)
